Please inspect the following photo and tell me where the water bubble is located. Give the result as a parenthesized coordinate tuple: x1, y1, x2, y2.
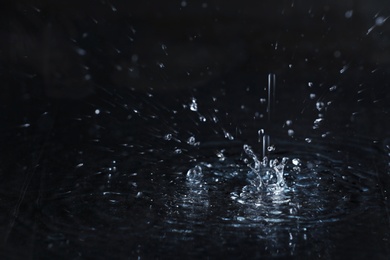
(293, 166, 301, 172)
(187, 136, 199, 146)
(186, 165, 203, 182)
(190, 98, 198, 111)
(267, 145, 276, 152)
(236, 216, 246, 222)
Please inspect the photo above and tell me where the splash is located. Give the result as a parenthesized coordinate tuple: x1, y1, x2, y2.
(242, 144, 288, 195)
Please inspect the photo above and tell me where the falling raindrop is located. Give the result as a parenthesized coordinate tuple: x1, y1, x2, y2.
(190, 98, 198, 112)
(164, 134, 172, 141)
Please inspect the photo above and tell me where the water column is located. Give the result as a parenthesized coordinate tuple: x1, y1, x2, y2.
(259, 73, 276, 159)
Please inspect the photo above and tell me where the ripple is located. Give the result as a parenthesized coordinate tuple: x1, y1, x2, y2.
(167, 136, 383, 228)
(23, 136, 387, 255)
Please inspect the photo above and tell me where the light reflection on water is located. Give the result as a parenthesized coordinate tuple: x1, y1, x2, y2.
(1, 129, 388, 258)
(1, 77, 389, 258)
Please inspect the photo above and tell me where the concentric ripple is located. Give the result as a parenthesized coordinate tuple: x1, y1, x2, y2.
(230, 152, 379, 224)
(24, 135, 385, 258)
(184, 136, 383, 226)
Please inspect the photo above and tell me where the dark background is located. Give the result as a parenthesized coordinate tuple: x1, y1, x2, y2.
(2, 0, 390, 135)
(1, 0, 390, 259)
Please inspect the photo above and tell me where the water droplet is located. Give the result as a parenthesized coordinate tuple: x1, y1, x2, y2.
(187, 136, 199, 146)
(321, 132, 329, 138)
(76, 163, 84, 168)
(308, 82, 313, 87)
(236, 216, 246, 222)
(223, 129, 234, 140)
(260, 98, 267, 104)
(316, 102, 325, 111)
(286, 120, 293, 126)
(340, 65, 348, 74)
(305, 138, 312, 143)
(267, 145, 275, 152)
(181, 0, 187, 7)
(199, 115, 207, 122)
(288, 129, 295, 136)
(329, 85, 337, 91)
(216, 150, 226, 161)
(164, 134, 172, 141)
(190, 98, 198, 111)
(334, 50, 341, 58)
(292, 158, 301, 166)
(310, 93, 316, 99)
(75, 47, 86, 56)
(313, 118, 324, 129)
(95, 109, 100, 115)
(375, 16, 387, 26)
(186, 165, 203, 182)
(174, 149, 182, 154)
(345, 10, 353, 19)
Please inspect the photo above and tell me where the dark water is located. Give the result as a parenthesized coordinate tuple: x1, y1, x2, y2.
(2, 1, 390, 259)
(1, 79, 389, 259)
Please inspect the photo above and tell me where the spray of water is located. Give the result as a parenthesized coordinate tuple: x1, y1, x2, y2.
(242, 144, 288, 194)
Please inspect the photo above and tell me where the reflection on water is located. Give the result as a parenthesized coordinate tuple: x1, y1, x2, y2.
(1, 42, 390, 258)
(1, 120, 389, 258)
